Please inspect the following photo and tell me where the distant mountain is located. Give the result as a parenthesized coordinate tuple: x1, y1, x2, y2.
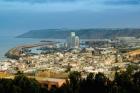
(17, 28, 140, 39)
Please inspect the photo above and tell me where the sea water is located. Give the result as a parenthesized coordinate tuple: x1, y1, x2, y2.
(0, 36, 41, 60)
(0, 36, 66, 60)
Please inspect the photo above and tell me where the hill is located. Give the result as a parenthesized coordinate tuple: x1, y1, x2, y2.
(17, 28, 140, 39)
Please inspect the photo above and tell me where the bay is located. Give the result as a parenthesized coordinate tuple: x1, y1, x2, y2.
(0, 36, 41, 60)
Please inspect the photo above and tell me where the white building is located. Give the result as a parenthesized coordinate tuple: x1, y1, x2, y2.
(75, 36, 80, 48)
(67, 32, 80, 49)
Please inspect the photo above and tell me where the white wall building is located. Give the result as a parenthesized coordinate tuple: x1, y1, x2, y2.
(67, 32, 80, 49)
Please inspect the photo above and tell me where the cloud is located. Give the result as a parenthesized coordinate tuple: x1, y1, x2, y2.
(104, 0, 140, 5)
(2, 0, 140, 5)
(1, 0, 140, 12)
(3, 0, 82, 3)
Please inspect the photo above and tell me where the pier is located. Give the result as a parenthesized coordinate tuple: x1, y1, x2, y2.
(5, 42, 57, 59)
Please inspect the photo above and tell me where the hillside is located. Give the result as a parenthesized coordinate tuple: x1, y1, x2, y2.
(17, 28, 140, 39)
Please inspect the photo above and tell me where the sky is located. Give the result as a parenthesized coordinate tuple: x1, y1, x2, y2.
(0, 0, 140, 36)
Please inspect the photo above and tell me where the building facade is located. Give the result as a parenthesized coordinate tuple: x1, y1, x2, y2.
(67, 32, 80, 49)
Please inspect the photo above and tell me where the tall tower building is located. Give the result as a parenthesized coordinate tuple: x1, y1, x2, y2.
(71, 32, 75, 37)
(75, 36, 80, 48)
(67, 32, 80, 49)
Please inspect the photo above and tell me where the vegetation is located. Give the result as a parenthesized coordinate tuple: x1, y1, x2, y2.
(17, 28, 140, 39)
(0, 66, 140, 93)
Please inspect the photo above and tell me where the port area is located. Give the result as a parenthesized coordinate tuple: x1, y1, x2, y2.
(5, 41, 58, 59)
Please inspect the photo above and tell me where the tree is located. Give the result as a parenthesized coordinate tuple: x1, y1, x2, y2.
(68, 71, 81, 93)
(126, 64, 139, 75)
(132, 72, 140, 93)
(94, 73, 108, 93)
(14, 74, 41, 93)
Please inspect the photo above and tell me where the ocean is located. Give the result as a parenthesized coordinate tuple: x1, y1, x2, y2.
(0, 36, 41, 60)
(0, 36, 66, 60)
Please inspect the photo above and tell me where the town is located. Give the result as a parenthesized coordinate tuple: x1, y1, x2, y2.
(0, 32, 140, 88)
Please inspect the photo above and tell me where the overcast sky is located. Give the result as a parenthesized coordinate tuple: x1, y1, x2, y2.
(0, 0, 140, 36)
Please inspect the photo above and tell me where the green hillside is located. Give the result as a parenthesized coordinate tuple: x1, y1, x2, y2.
(17, 28, 140, 39)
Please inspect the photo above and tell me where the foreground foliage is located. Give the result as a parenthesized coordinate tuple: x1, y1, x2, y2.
(0, 67, 140, 93)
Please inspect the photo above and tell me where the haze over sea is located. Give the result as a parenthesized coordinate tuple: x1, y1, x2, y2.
(0, 36, 41, 60)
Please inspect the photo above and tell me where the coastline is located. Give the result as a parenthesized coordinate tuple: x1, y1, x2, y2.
(0, 36, 41, 60)
(0, 36, 66, 61)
